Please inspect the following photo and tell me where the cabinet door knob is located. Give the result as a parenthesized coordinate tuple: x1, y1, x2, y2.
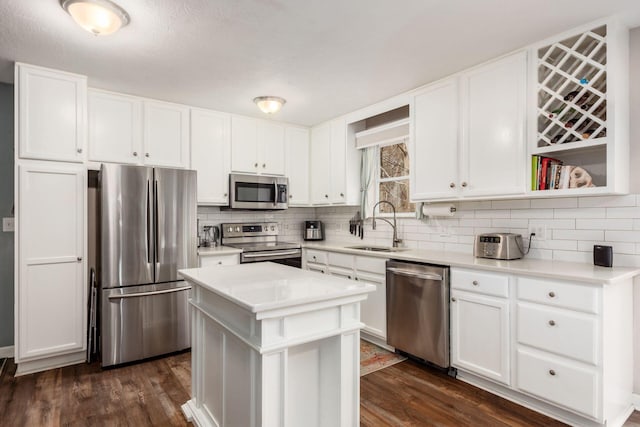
(348, 275, 352, 280)
(355, 277, 359, 281)
(461, 182, 468, 188)
(255, 163, 258, 168)
(312, 256, 316, 260)
(77, 148, 83, 154)
(340, 193, 344, 197)
(325, 194, 329, 198)
(449, 182, 455, 188)
(451, 297, 456, 302)
(549, 369, 556, 376)
(262, 163, 266, 168)
(218, 261, 222, 265)
(77, 256, 83, 261)
(145, 153, 150, 158)
(133, 151, 138, 156)
(223, 193, 227, 197)
(548, 291, 556, 298)
(472, 280, 478, 286)
(548, 320, 556, 326)
(289, 194, 293, 199)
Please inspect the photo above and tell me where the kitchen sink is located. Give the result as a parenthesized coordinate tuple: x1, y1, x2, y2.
(346, 245, 410, 252)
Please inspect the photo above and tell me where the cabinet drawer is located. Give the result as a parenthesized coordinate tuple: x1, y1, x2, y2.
(451, 269, 508, 298)
(199, 254, 239, 267)
(517, 303, 598, 365)
(517, 349, 599, 419)
(305, 250, 327, 265)
(517, 277, 598, 314)
(328, 266, 354, 280)
(355, 256, 387, 275)
(327, 252, 354, 269)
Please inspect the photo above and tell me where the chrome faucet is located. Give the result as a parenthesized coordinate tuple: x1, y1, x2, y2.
(372, 200, 402, 248)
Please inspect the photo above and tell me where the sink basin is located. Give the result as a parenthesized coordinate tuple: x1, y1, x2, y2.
(346, 245, 409, 252)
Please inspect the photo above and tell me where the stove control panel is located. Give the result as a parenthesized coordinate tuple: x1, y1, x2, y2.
(221, 222, 279, 238)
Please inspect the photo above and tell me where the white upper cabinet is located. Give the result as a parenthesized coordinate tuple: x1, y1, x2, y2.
(410, 51, 527, 201)
(17, 164, 86, 362)
(410, 79, 459, 200)
(285, 127, 310, 206)
(310, 117, 360, 206)
(310, 123, 332, 204)
(88, 89, 142, 164)
(17, 63, 87, 163)
(143, 100, 190, 168)
(191, 108, 231, 205)
(461, 51, 527, 197)
(231, 116, 286, 175)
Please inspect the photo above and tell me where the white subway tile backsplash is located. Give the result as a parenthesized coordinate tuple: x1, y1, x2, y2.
(606, 207, 640, 219)
(491, 199, 531, 209)
(444, 243, 473, 253)
(554, 207, 606, 218)
(459, 218, 492, 228)
(530, 219, 575, 230)
(511, 208, 554, 219)
(553, 229, 604, 241)
(491, 218, 529, 229)
(553, 250, 592, 264)
(475, 209, 510, 219)
(577, 240, 635, 255)
(605, 230, 640, 243)
(579, 195, 638, 208)
(576, 218, 634, 230)
(530, 198, 578, 209)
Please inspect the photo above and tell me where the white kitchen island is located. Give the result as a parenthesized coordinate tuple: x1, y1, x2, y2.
(178, 262, 375, 427)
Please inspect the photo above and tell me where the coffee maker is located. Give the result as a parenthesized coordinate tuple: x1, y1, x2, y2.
(304, 220, 324, 241)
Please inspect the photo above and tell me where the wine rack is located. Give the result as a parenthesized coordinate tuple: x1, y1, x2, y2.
(528, 18, 629, 196)
(536, 25, 607, 147)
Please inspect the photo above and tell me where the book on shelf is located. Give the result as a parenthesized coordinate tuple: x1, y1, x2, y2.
(531, 155, 574, 190)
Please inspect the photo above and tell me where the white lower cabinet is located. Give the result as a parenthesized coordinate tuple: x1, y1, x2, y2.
(451, 267, 633, 426)
(16, 163, 87, 374)
(302, 249, 388, 341)
(198, 253, 239, 267)
(450, 269, 510, 386)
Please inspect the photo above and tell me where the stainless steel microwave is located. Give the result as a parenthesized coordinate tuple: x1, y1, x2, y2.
(228, 173, 289, 210)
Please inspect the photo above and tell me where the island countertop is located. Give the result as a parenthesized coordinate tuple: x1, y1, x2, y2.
(179, 262, 375, 314)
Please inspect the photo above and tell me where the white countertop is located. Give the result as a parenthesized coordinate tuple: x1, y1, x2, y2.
(197, 245, 242, 256)
(179, 262, 375, 313)
(303, 242, 640, 285)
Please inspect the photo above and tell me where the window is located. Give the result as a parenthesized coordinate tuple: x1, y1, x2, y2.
(377, 141, 415, 214)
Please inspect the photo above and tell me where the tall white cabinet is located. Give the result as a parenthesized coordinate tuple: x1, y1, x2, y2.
(16, 164, 87, 374)
(285, 127, 310, 205)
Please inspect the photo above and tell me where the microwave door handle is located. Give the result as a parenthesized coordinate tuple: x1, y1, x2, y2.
(274, 182, 278, 206)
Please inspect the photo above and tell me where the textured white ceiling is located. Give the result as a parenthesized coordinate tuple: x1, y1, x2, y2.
(1, 0, 639, 126)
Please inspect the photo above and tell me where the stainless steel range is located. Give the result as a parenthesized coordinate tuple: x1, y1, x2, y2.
(221, 222, 302, 268)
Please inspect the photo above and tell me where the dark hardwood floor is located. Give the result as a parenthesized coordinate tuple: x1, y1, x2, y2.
(1, 353, 639, 426)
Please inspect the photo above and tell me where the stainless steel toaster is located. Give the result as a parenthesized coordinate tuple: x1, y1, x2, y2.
(474, 233, 524, 260)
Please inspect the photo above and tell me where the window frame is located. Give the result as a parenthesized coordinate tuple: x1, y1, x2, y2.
(374, 138, 414, 218)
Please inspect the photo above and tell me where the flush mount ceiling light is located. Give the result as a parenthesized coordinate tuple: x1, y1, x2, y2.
(253, 96, 286, 114)
(60, 0, 130, 36)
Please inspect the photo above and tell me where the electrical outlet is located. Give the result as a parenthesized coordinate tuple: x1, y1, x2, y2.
(527, 223, 547, 241)
(3, 217, 15, 232)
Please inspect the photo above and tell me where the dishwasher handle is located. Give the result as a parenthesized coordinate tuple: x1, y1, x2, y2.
(387, 267, 443, 281)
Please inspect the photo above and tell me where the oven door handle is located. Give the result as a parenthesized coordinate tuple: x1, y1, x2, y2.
(243, 250, 301, 259)
(107, 285, 192, 300)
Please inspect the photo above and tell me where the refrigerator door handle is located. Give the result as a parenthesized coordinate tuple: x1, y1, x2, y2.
(154, 179, 159, 268)
(146, 180, 151, 264)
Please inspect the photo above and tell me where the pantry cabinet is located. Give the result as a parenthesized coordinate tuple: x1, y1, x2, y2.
(190, 108, 231, 205)
(410, 51, 527, 201)
(285, 127, 310, 205)
(16, 164, 87, 371)
(88, 90, 190, 168)
(231, 116, 285, 175)
(450, 269, 510, 386)
(16, 63, 87, 163)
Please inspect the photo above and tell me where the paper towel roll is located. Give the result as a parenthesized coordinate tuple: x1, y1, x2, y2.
(422, 204, 456, 217)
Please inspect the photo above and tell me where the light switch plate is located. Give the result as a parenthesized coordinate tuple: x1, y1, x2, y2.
(3, 217, 14, 232)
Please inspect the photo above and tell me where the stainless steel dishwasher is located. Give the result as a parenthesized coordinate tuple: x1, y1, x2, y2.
(386, 260, 450, 368)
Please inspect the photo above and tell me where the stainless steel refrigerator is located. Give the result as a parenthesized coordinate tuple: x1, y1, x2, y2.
(99, 164, 197, 367)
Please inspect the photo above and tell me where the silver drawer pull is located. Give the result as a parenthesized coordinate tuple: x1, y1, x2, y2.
(451, 297, 456, 302)
(108, 285, 191, 300)
(548, 320, 556, 326)
(472, 280, 479, 286)
(548, 291, 556, 298)
(387, 267, 443, 281)
(549, 369, 556, 376)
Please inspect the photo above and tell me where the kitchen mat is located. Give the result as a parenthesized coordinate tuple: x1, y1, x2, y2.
(360, 340, 406, 376)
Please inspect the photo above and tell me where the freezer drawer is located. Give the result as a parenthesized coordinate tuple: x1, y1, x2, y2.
(101, 281, 191, 367)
